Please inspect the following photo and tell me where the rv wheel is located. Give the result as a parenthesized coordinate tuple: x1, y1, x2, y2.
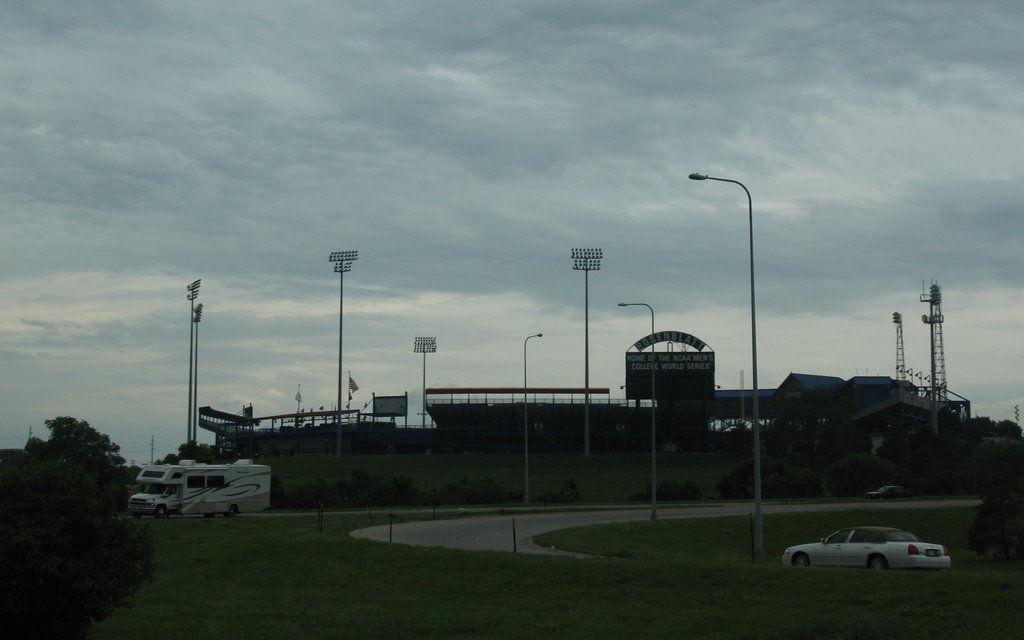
(226, 505, 239, 517)
(155, 505, 167, 519)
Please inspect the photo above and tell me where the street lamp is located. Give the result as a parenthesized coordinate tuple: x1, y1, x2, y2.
(414, 337, 437, 427)
(571, 248, 602, 457)
(523, 333, 543, 504)
(186, 278, 201, 444)
(192, 302, 203, 446)
(329, 250, 358, 457)
(618, 302, 657, 521)
(689, 171, 764, 560)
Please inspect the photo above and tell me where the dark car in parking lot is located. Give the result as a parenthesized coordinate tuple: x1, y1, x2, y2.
(865, 485, 913, 499)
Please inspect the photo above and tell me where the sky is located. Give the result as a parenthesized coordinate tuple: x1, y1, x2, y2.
(2, 1, 1022, 465)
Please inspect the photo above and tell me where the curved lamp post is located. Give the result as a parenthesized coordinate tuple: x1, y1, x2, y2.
(523, 333, 543, 504)
(689, 172, 763, 560)
(618, 302, 657, 521)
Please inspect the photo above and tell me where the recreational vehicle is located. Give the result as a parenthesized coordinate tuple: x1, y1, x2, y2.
(128, 459, 270, 518)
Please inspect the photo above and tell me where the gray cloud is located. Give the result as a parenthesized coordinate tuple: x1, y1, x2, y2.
(2, 1, 1021, 461)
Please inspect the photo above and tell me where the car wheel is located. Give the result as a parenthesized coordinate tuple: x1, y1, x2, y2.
(792, 553, 810, 567)
(867, 555, 889, 570)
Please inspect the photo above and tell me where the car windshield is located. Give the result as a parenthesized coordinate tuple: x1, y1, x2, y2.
(883, 530, 920, 542)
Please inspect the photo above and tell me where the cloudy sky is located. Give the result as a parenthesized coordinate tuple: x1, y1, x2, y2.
(2, 1, 1021, 464)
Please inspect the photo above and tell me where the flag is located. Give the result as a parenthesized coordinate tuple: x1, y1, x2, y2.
(348, 376, 359, 400)
(295, 385, 302, 403)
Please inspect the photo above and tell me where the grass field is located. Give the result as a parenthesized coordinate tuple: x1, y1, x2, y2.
(93, 503, 1024, 639)
(264, 452, 745, 504)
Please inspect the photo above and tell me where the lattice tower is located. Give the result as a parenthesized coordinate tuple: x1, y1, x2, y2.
(892, 312, 906, 382)
(920, 282, 948, 402)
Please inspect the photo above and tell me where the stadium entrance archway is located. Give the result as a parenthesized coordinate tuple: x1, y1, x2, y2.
(624, 331, 714, 451)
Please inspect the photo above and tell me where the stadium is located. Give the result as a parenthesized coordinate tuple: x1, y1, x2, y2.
(198, 323, 970, 458)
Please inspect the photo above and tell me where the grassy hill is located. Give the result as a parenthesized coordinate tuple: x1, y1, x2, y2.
(93, 505, 1024, 639)
(259, 451, 745, 505)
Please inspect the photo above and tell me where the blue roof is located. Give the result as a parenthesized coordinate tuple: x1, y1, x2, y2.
(847, 376, 893, 386)
(787, 373, 845, 390)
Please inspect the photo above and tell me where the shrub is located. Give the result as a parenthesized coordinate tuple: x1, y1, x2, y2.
(432, 476, 517, 505)
(717, 459, 823, 500)
(824, 453, 899, 497)
(764, 467, 824, 499)
(968, 443, 1024, 559)
(540, 478, 584, 504)
(631, 479, 702, 502)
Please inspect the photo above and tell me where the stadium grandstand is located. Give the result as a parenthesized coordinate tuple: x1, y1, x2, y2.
(198, 372, 969, 457)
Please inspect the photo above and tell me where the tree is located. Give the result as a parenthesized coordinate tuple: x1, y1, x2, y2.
(767, 390, 867, 468)
(157, 441, 217, 465)
(24, 416, 128, 511)
(716, 458, 823, 500)
(825, 453, 900, 497)
(0, 418, 154, 638)
(968, 443, 1024, 559)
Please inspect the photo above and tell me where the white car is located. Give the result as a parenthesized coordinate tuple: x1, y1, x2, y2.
(781, 527, 951, 570)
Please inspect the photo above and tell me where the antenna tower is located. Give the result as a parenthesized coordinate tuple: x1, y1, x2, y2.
(892, 312, 906, 382)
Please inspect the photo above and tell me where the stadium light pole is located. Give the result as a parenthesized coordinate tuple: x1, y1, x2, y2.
(523, 333, 543, 504)
(192, 303, 203, 446)
(329, 250, 358, 457)
(618, 303, 657, 521)
(689, 171, 763, 560)
(186, 279, 201, 444)
(414, 337, 437, 427)
(571, 248, 602, 457)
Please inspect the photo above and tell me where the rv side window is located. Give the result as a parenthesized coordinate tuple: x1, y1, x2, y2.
(207, 475, 225, 487)
(187, 476, 205, 489)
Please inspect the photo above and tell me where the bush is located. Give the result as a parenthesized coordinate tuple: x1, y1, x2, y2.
(367, 475, 423, 507)
(764, 467, 824, 499)
(968, 443, 1024, 559)
(287, 478, 340, 509)
(717, 459, 823, 500)
(968, 481, 1024, 559)
(432, 476, 518, 505)
(631, 479, 702, 502)
(540, 479, 584, 504)
(824, 453, 899, 497)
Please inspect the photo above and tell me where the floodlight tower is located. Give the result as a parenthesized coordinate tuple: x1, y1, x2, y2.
(414, 337, 437, 427)
(329, 250, 358, 456)
(186, 278, 201, 444)
(571, 247, 602, 457)
(893, 312, 906, 382)
(920, 281, 946, 434)
(192, 302, 203, 444)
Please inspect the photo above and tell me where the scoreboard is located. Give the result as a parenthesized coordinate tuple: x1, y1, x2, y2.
(625, 351, 715, 401)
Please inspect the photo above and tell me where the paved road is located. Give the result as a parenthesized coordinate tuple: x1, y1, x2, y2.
(349, 499, 978, 558)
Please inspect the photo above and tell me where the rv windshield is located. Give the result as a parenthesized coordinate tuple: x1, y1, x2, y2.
(142, 483, 177, 495)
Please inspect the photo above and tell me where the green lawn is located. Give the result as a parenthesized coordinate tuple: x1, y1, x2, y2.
(93, 505, 1024, 640)
(263, 452, 743, 504)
